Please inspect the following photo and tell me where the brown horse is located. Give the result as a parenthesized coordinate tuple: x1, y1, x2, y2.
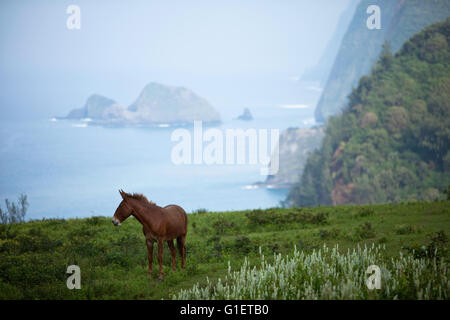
(112, 190, 187, 281)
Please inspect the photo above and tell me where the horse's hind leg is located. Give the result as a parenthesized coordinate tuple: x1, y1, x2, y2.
(146, 239, 154, 275)
(177, 236, 186, 269)
(167, 240, 177, 271)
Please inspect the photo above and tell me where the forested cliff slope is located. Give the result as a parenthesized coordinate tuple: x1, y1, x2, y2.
(288, 19, 450, 207)
(315, 0, 450, 123)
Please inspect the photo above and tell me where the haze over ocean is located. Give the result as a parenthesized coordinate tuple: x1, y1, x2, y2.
(0, 0, 351, 219)
(0, 101, 317, 220)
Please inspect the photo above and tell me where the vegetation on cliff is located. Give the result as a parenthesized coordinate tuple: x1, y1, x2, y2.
(288, 19, 450, 207)
(315, 0, 450, 122)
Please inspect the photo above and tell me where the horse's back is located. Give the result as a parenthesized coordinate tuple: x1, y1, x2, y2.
(163, 204, 188, 235)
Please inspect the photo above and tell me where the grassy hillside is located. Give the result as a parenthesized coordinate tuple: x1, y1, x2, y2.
(0, 201, 449, 299)
(315, 0, 450, 122)
(289, 19, 450, 207)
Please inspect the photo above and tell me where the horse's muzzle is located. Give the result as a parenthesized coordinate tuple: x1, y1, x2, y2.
(112, 219, 120, 227)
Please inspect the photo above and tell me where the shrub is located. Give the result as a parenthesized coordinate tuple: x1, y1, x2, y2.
(395, 225, 421, 235)
(0, 230, 63, 254)
(208, 235, 223, 260)
(193, 208, 208, 214)
(85, 216, 103, 226)
(318, 228, 340, 240)
(173, 245, 449, 300)
(245, 209, 329, 227)
(308, 212, 329, 224)
(245, 209, 271, 226)
(40, 218, 67, 228)
(403, 230, 448, 261)
(0, 194, 28, 224)
(212, 218, 235, 235)
(353, 222, 376, 240)
(186, 262, 199, 275)
(377, 236, 388, 244)
(355, 207, 375, 218)
(442, 185, 450, 200)
(0, 254, 67, 286)
(104, 250, 131, 268)
(232, 236, 252, 254)
(0, 224, 18, 240)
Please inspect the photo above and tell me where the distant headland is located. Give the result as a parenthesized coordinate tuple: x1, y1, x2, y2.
(60, 82, 221, 127)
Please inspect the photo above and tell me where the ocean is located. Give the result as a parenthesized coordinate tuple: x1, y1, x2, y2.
(0, 102, 317, 220)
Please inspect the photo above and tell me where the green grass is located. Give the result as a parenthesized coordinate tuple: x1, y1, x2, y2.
(0, 201, 449, 299)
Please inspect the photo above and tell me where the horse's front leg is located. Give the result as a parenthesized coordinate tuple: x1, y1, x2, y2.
(146, 239, 154, 275)
(157, 239, 164, 281)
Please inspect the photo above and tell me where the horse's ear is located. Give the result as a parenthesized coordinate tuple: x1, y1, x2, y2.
(119, 189, 128, 201)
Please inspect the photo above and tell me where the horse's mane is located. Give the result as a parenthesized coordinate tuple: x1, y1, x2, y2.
(127, 193, 156, 208)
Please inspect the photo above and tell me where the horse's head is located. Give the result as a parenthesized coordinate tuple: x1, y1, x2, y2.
(112, 189, 133, 226)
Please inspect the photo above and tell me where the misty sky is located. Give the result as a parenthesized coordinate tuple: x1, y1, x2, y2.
(0, 0, 351, 120)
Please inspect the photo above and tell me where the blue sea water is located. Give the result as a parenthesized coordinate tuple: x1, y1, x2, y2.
(0, 105, 316, 220)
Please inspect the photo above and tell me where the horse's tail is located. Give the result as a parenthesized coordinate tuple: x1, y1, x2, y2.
(180, 206, 188, 235)
(175, 205, 187, 235)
